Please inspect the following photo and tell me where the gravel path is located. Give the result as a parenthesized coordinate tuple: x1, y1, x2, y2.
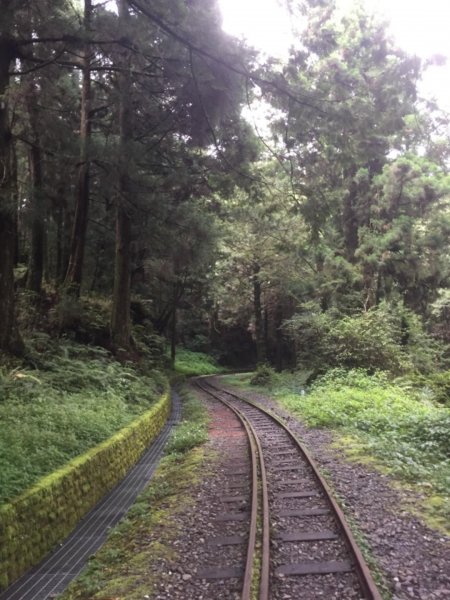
(213, 377, 450, 600)
(146, 389, 250, 599)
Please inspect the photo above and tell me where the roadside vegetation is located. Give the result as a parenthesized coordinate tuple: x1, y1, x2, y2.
(60, 387, 209, 600)
(0, 326, 222, 505)
(0, 336, 167, 503)
(174, 348, 226, 376)
(230, 363, 450, 532)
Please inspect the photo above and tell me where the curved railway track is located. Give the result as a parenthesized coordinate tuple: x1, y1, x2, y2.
(195, 376, 382, 600)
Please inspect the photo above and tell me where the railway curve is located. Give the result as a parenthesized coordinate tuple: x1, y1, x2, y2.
(195, 376, 382, 600)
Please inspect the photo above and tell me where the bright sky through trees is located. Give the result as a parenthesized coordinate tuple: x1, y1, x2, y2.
(218, 0, 450, 109)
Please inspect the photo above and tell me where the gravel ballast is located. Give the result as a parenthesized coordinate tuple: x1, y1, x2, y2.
(214, 377, 450, 600)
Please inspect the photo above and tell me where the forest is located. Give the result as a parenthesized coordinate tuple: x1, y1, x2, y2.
(0, 0, 450, 593)
(2, 0, 450, 367)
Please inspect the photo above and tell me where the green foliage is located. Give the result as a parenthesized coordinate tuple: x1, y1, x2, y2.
(285, 301, 442, 375)
(174, 348, 225, 376)
(164, 389, 208, 454)
(429, 289, 450, 344)
(0, 392, 170, 591)
(49, 295, 111, 346)
(0, 339, 166, 503)
(421, 371, 450, 406)
(250, 364, 276, 386)
(275, 369, 450, 523)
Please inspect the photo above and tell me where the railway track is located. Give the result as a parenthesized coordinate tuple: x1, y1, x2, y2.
(195, 376, 382, 600)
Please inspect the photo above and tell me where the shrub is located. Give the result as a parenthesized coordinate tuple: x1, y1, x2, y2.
(250, 364, 276, 386)
(284, 301, 441, 375)
(174, 349, 224, 376)
(0, 340, 167, 502)
(424, 371, 450, 406)
(49, 295, 111, 347)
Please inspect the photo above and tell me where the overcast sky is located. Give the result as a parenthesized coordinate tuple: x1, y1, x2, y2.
(218, 0, 450, 110)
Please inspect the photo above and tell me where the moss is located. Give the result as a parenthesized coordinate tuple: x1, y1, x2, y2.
(394, 486, 450, 537)
(61, 448, 205, 600)
(60, 386, 209, 600)
(0, 388, 170, 591)
(333, 435, 391, 473)
(250, 511, 263, 600)
(342, 511, 393, 600)
(421, 496, 450, 535)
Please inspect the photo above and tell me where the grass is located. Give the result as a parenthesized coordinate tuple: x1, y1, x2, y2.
(226, 368, 450, 533)
(165, 392, 209, 453)
(59, 386, 209, 600)
(0, 339, 167, 503)
(174, 348, 226, 376)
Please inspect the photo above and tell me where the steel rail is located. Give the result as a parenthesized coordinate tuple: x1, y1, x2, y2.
(195, 379, 269, 600)
(201, 377, 383, 600)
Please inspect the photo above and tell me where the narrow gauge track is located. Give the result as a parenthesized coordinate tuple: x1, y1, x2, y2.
(195, 377, 382, 600)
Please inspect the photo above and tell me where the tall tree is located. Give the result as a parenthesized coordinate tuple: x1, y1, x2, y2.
(25, 77, 46, 295)
(111, 0, 133, 350)
(0, 3, 23, 353)
(64, 0, 93, 294)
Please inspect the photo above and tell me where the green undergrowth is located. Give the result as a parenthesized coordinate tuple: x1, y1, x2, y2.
(174, 348, 226, 376)
(226, 369, 450, 533)
(60, 386, 209, 600)
(0, 338, 166, 503)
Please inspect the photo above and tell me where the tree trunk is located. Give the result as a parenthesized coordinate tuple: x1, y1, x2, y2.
(170, 291, 177, 368)
(252, 262, 266, 364)
(0, 35, 23, 354)
(275, 301, 283, 372)
(64, 0, 92, 294)
(363, 263, 378, 311)
(54, 189, 66, 284)
(342, 177, 359, 263)
(11, 140, 19, 266)
(111, 0, 133, 350)
(26, 104, 45, 294)
(111, 204, 132, 349)
(89, 241, 103, 292)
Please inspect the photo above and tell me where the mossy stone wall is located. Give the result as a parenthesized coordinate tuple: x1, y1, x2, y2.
(0, 390, 171, 591)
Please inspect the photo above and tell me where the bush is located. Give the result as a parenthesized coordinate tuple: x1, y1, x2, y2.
(250, 364, 276, 386)
(50, 295, 111, 347)
(284, 301, 441, 375)
(174, 349, 224, 376)
(423, 371, 450, 406)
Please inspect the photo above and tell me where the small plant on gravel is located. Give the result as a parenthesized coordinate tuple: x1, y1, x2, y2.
(250, 363, 276, 386)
